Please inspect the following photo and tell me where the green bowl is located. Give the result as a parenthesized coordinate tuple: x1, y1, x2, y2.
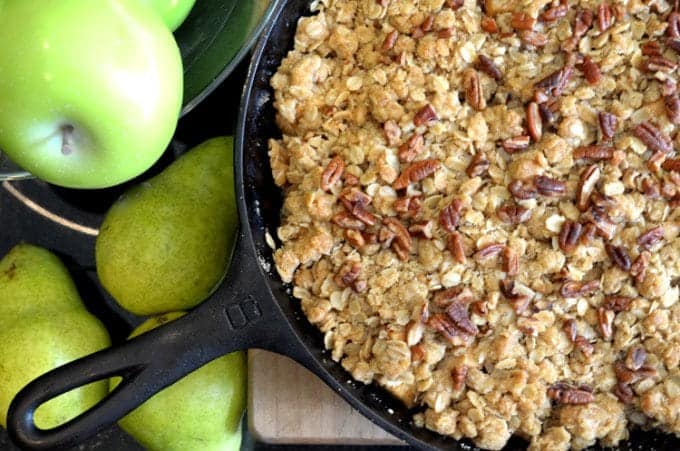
(0, 0, 277, 181)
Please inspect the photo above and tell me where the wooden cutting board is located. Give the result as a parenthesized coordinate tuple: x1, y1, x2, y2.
(248, 350, 404, 445)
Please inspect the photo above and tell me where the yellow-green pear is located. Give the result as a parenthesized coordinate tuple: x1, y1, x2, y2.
(112, 313, 246, 451)
(0, 244, 111, 429)
(96, 137, 238, 316)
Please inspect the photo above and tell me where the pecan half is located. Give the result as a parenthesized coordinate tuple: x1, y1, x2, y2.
(630, 251, 650, 283)
(398, 133, 425, 162)
(637, 226, 664, 250)
(582, 206, 617, 240)
(451, 366, 468, 391)
(548, 382, 595, 405)
(339, 187, 371, 211)
(511, 12, 536, 30)
(434, 286, 474, 307)
(605, 244, 631, 271)
(562, 9, 594, 51)
(520, 30, 548, 46)
(464, 70, 485, 111)
(597, 112, 618, 140)
(559, 220, 582, 253)
(332, 212, 366, 230)
(597, 3, 613, 32)
(393, 159, 441, 189)
(501, 135, 531, 153)
(577, 165, 600, 211)
(428, 313, 471, 342)
(467, 152, 490, 177)
(641, 41, 662, 57)
(413, 104, 438, 126)
(603, 295, 633, 312)
(582, 56, 602, 84)
(382, 30, 398, 51)
(383, 217, 412, 255)
(439, 199, 464, 233)
(321, 156, 345, 191)
(497, 203, 532, 224)
(477, 55, 502, 80)
(560, 279, 599, 298)
(667, 37, 680, 53)
(598, 307, 615, 339)
(665, 94, 680, 124)
(509, 179, 538, 199)
(447, 231, 466, 264)
(447, 302, 479, 336)
(535, 175, 567, 196)
(541, 4, 568, 22)
(574, 145, 614, 161)
(641, 56, 678, 73)
(527, 102, 543, 141)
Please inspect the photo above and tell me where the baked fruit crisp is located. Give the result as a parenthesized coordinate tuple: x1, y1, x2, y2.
(268, 0, 680, 449)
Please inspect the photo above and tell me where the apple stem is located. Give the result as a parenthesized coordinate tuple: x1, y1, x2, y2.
(61, 124, 75, 155)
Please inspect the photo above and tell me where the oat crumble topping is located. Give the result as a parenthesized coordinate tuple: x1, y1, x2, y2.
(268, 0, 680, 449)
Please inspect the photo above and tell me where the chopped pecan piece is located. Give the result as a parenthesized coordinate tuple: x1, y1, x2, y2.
(665, 94, 680, 124)
(562, 9, 594, 51)
(637, 226, 664, 250)
(598, 112, 618, 139)
(464, 69, 485, 111)
(501, 135, 531, 153)
(641, 41, 661, 57)
(413, 104, 438, 126)
(466, 151, 490, 177)
(574, 145, 614, 161)
(536, 65, 574, 96)
(481, 15, 498, 33)
(583, 206, 617, 240)
(574, 335, 594, 357)
(668, 12, 680, 38)
(447, 231, 466, 263)
(576, 165, 600, 211)
(451, 366, 468, 391)
(393, 195, 422, 219)
(445, 0, 464, 9)
(562, 318, 577, 341)
(339, 187, 371, 211)
(334, 261, 361, 289)
(352, 207, 378, 226)
(408, 220, 434, 239)
(519, 30, 548, 46)
(437, 28, 454, 38)
(667, 37, 680, 53)
(597, 307, 615, 339)
(630, 251, 650, 283)
(393, 159, 441, 189)
(548, 382, 595, 405)
(560, 279, 600, 298)
(615, 361, 657, 384)
(509, 179, 538, 199)
(641, 56, 678, 72)
(428, 313, 463, 342)
(603, 295, 633, 312)
(398, 133, 425, 162)
(434, 286, 474, 307)
(503, 246, 519, 276)
(471, 300, 488, 316)
(647, 151, 666, 173)
(662, 157, 680, 172)
(383, 120, 401, 146)
(625, 346, 647, 371)
(597, 3, 613, 32)
(477, 55, 502, 80)
(447, 302, 479, 336)
(420, 14, 435, 32)
(559, 221, 582, 253)
(332, 212, 366, 230)
(527, 102, 543, 141)
(344, 229, 365, 248)
(383, 217, 412, 258)
(497, 202, 532, 224)
(614, 382, 634, 404)
(321, 156, 345, 191)
(343, 172, 359, 186)
(540, 4, 568, 22)
(439, 199, 464, 233)
(580, 222, 597, 245)
(511, 12, 536, 30)
(535, 175, 567, 196)
(474, 243, 505, 259)
(499, 279, 531, 314)
(582, 56, 602, 84)
(539, 102, 556, 124)
(381, 30, 398, 51)
(605, 244, 631, 271)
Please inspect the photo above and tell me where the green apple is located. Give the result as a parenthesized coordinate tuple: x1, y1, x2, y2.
(113, 313, 246, 451)
(0, 244, 111, 429)
(142, 0, 197, 31)
(0, 0, 183, 189)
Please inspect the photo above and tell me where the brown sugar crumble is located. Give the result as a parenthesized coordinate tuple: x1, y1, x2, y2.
(268, 0, 680, 449)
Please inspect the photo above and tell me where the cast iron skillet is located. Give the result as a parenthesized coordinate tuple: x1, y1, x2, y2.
(6, 1, 680, 450)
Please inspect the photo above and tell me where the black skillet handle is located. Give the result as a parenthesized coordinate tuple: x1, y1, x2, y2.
(7, 232, 298, 451)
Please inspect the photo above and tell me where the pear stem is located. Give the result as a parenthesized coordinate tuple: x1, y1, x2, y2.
(61, 124, 75, 155)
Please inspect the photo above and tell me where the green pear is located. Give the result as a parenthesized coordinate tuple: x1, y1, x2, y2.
(112, 313, 246, 451)
(0, 244, 110, 429)
(96, 137, 238, 316)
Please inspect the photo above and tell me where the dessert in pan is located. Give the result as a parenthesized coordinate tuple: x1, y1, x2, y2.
(269, 0, 680, 449)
